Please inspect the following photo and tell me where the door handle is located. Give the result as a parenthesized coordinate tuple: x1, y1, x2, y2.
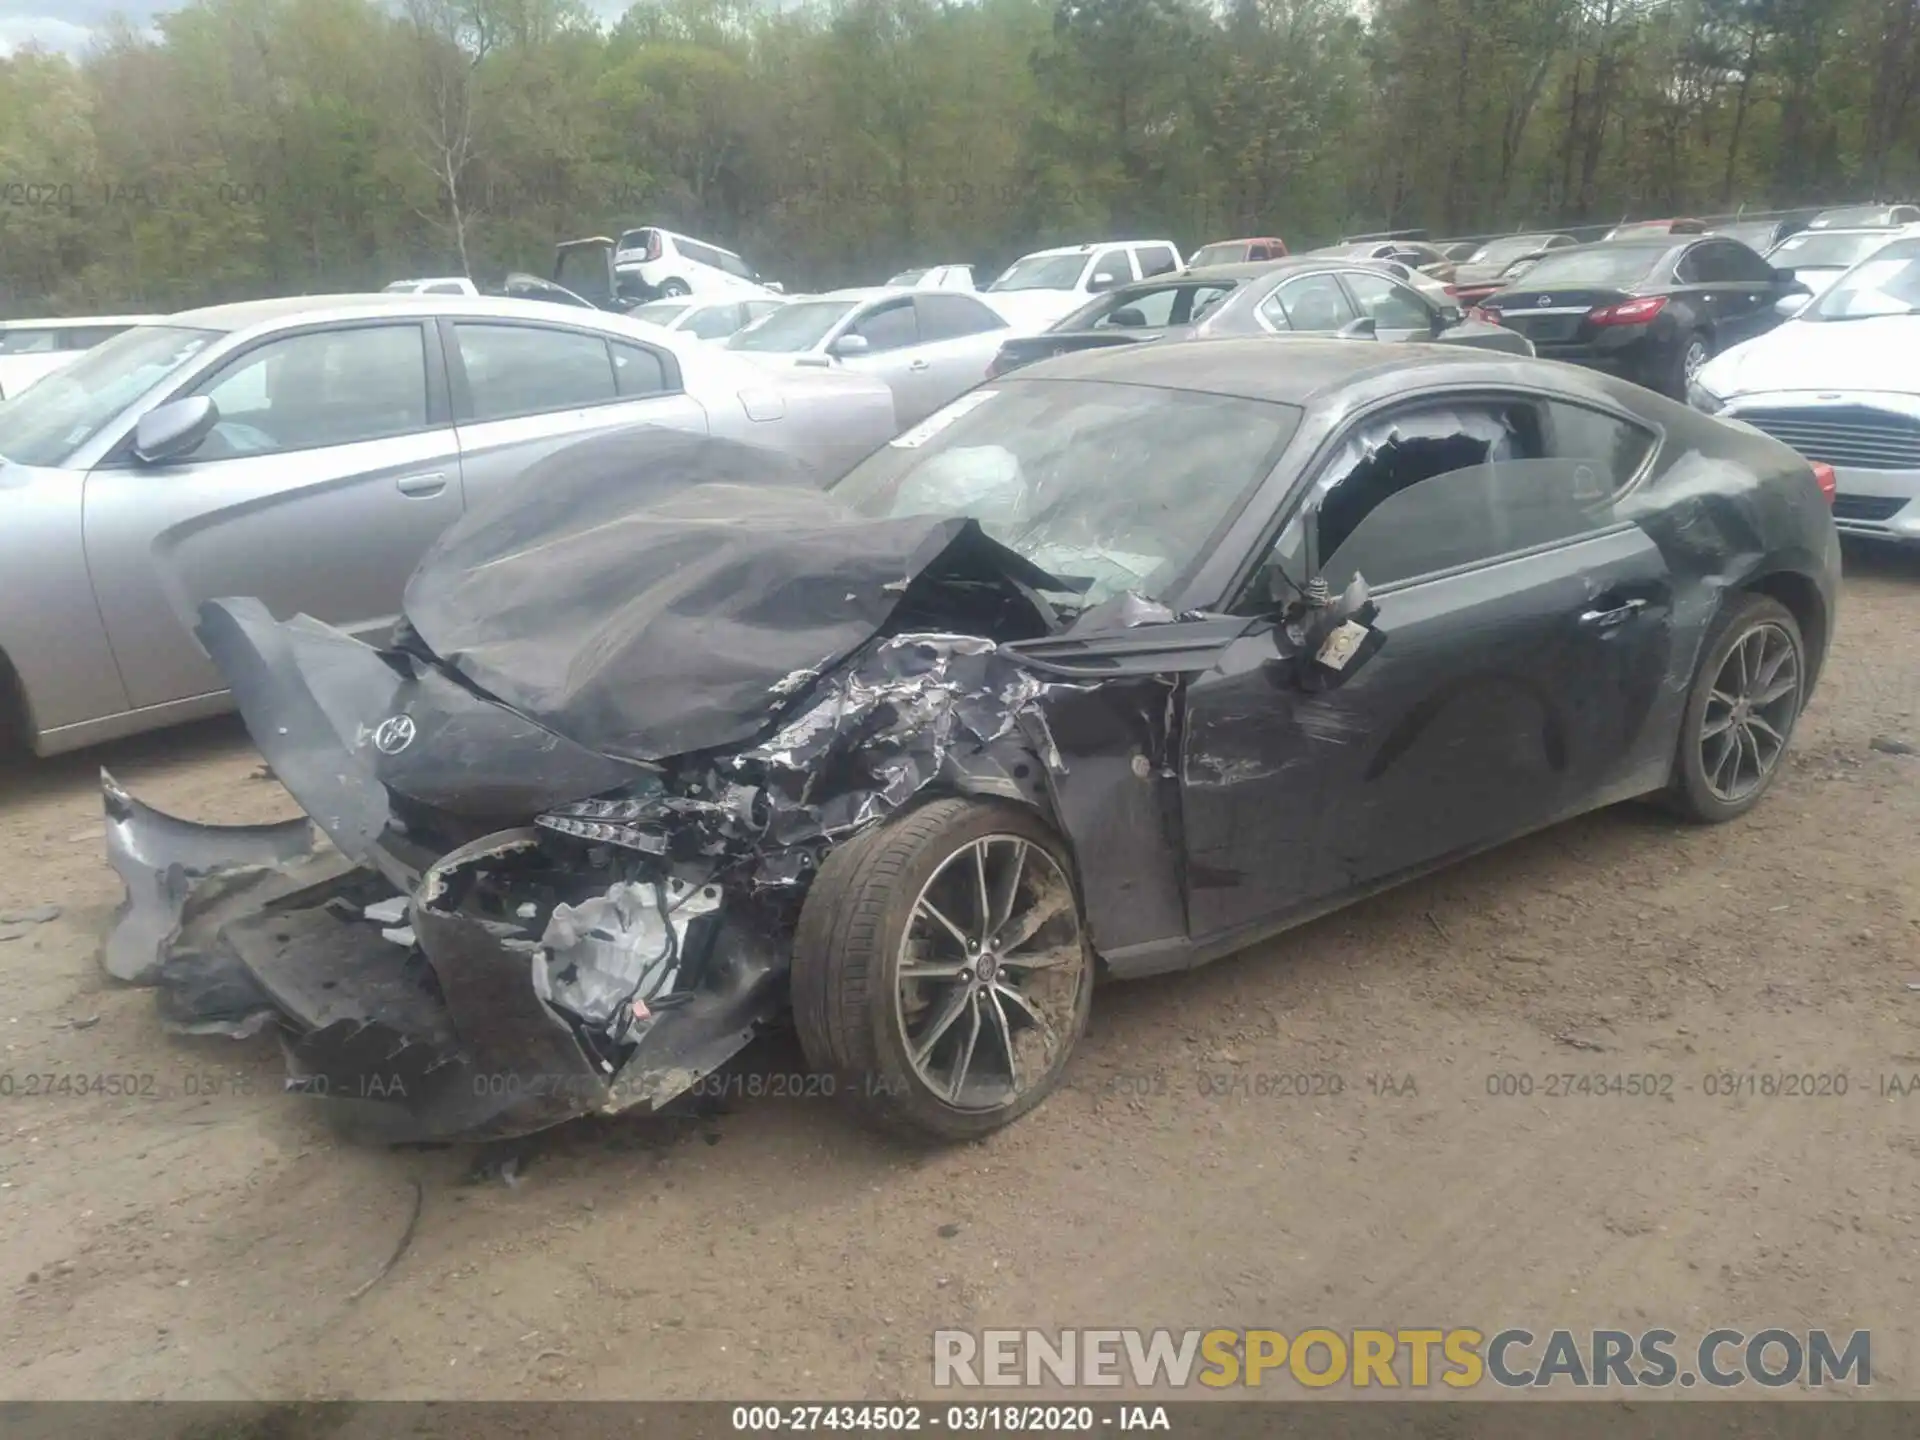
(1578, 597, 1647, 629)
(395, 471, 447, 497)
(907, 359, 930, 371)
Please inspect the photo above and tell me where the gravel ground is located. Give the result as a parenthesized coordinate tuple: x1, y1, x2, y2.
(1, 543, 1917, 1402)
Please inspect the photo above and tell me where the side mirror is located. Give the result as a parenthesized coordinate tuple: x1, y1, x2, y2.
(1336, 316, 1379, 341)
(1774, 294, 1808, 318)
(1088, 271, 1121, 293)
(830, 332, 870, 358)
(1281, 567, 1386, 691)
(764, 281, 785, 294)
(1434, 303, 1463, 331)
(133, 396, 218, 464)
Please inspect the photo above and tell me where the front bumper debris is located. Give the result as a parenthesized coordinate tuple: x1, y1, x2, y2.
(100, 780, 786, 1144)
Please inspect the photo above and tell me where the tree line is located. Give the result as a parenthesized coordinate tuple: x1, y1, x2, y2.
(0, 0, 1915, 315)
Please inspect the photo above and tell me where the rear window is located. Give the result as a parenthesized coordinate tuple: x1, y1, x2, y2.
(0, 326, 61, 354)
(1771, 230, 1898, 269)
(617, 230, 653, 251)
(1190, 243, 1249, 268)
(1513, 247, 1664, 289)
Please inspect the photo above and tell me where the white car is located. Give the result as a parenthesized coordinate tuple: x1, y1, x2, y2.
(0, 315, 159, 401)
(727, 287, 1025, 428)
(982, 240, 1183, 327)
(1765, 225, 1920, 314)
(1691, 232, 1920, 546)
(382, 277, 480, 296)
(611, 227, 777, 299)
(887, 265, 977, 291)
(627, 295, 789, 342)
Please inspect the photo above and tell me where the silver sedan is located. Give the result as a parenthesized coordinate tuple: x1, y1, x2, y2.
(725, 287, 1029, 428)
(0, 293, 898, 756)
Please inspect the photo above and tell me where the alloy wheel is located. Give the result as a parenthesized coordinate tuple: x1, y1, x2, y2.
(893, 834, 1088, 1112)
(1683, 337, 1710, 380)
(1699, 621, 1800, 803)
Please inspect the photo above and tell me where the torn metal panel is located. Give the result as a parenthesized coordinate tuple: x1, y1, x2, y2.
(398, 437, 1064, 764)
(538, 632, 1078, 891)
(101, 768, 315, 985)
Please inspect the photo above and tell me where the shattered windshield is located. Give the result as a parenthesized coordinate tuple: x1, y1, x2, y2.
(827, 379, 1301, 607)
(726, 299, 854, 352)
(990, 254, 1091, 291)
(0, 323, 218, 468)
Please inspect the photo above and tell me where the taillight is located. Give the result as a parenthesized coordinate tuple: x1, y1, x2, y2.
(1477, 307, 1501, 325)
(1811, 461, 1836, 505)
(645, 233, 661, 262)
(1589, 295, 1668, 325)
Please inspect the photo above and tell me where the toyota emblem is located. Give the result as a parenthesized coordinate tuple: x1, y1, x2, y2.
(372, 715, 416, 755)
(1536, 295, 1552, 307)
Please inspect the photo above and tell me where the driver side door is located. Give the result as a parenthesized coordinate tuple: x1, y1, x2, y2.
(1178, 391, 1675, 944)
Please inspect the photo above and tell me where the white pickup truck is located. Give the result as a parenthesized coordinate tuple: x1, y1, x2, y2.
(886, 264, 977, 291)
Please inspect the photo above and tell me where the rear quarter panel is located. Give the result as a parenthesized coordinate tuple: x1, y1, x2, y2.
(1602, 378, 1841, 693)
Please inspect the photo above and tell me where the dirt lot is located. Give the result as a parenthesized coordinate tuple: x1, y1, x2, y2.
(2, 544, 1918, 1403)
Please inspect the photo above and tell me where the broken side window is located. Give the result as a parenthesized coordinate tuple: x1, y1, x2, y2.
(1307, 397, 1635, 592)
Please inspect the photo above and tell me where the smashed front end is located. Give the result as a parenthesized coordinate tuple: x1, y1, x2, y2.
(102, 430, 1076, 1143)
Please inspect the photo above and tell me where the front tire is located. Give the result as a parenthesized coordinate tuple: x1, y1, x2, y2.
(1668, 329, 1711, 399)
(659, 277, 691, 297)
(791, 798, 1093, 1141)
(1665, 593, 1805, 823)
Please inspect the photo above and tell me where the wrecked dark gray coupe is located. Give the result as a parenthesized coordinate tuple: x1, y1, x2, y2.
(103, 340, 1841, 1144)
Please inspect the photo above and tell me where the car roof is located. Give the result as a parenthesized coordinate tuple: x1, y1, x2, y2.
(1197, 237, 1282, 247)
(158, 293, 677, 334)
(1014, 336, 1491, 405)
(1180, 256, 1389, 281)
(1543, 237, 1684, 257)
(0, 314, 161, 328)
(1016, 240, 1178, 258)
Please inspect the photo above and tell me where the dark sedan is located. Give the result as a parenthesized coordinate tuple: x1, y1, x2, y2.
(987, 258, 1530, 377)
(1481, 236, 1807, 397)
(103, 342, 1838, 1146)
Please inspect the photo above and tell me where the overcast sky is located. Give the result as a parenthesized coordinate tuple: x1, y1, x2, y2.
(0, 0, 631, 56)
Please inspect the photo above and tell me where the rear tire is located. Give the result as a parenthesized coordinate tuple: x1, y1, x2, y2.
(1664, 594, 1805, 823)
(659, 278, 691, 297)
(791, 798, 1093, 1141)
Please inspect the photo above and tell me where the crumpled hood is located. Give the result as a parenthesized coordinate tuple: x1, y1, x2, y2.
(1701, 314, 1920, 398)
(398, 427, 1061, 765)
